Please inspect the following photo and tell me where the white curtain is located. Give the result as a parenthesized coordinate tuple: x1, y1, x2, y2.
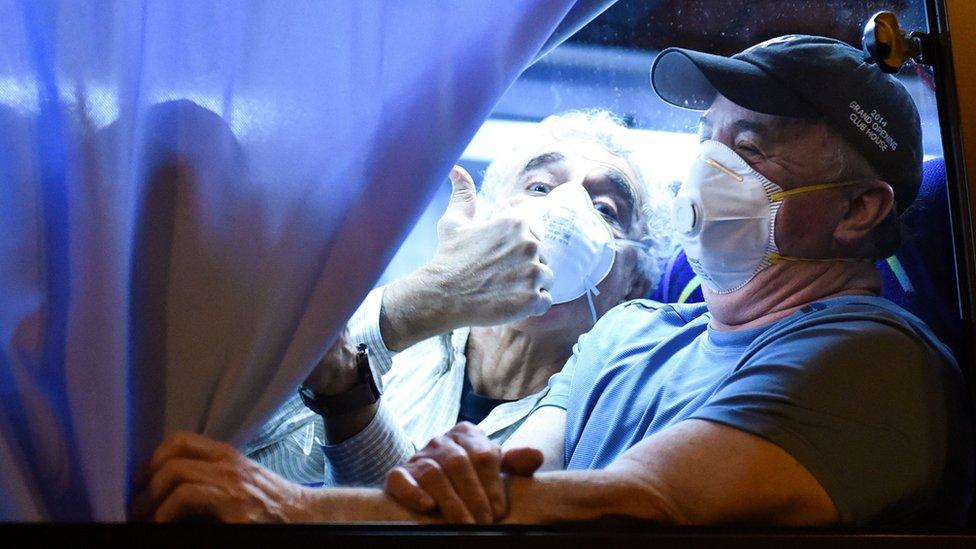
(0, 0, 612, 521)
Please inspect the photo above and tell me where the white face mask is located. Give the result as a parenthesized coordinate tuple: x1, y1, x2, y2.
(672, 140, 859, 294)
(516, 182, 616, 323)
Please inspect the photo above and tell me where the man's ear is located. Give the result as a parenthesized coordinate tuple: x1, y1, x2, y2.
(833, 180, 895, 247)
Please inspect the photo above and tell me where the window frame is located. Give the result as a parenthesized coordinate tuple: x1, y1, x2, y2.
(15, 0, 976, 543)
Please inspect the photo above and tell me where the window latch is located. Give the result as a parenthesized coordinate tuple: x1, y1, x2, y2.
(862, 10, 938, 73)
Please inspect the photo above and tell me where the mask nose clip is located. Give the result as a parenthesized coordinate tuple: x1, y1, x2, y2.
(672, 196, 700, 236)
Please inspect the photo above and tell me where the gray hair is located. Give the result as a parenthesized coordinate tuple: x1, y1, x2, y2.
(478, 109, 674, 291)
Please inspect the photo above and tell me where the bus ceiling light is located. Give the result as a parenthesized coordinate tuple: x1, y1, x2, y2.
(862, 11, 936, 73)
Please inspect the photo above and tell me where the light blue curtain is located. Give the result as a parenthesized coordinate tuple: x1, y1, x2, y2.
(0, 0, 612, 521)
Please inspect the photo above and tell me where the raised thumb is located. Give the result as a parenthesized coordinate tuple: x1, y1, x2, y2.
(447, 165, 478, 220)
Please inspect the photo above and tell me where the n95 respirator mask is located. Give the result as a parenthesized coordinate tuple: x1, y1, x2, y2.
(672, 139, 861, 294)
(516, 182, 616, 323)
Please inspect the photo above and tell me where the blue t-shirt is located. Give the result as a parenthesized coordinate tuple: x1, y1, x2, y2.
(538, 295, 973, 526)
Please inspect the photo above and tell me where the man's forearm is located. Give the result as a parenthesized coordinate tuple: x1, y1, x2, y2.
(290, 469, 671, 525)
(500, 470, 673, 524)
(380, 266, 460, 352)
(293, 487, 440, 523)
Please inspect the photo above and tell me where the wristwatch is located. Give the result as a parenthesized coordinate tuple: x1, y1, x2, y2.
(299, 343, 382, 417)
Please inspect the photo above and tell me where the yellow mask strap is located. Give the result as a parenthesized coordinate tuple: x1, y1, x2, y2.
(770, 253, 873, 264)
(770, 180, 862, 201)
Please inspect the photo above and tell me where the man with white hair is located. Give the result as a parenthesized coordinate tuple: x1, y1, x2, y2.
(241, 110, 672, 489)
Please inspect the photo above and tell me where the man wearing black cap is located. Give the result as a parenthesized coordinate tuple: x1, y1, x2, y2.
(137, 36, 972, 527)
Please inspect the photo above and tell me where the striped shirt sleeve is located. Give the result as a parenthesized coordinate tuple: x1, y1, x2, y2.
(347, 286, 397, 376)
(321, 400, 417, 486)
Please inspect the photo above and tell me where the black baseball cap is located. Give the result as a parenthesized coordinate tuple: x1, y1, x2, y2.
(650, 34, 923, 213)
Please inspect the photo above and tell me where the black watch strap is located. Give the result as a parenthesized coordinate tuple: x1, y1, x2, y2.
(300, 343, 381, 417)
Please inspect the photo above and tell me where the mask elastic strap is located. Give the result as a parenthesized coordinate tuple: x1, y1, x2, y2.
(584, 278, 601, 326)
(770, 180, 862, 201)
(770, 253, 873, 264)
(612, 238, 650, 251)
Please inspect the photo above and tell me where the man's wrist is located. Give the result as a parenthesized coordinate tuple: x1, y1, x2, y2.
(286, 485, 321, 523)
(293, 486, 437, 523)
(302, 343, 381, 417)
(303, 366, 359, 396)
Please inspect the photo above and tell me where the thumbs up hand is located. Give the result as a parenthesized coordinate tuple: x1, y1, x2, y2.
(430, 165, 554, 322)
(379, 166, 554, 352)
